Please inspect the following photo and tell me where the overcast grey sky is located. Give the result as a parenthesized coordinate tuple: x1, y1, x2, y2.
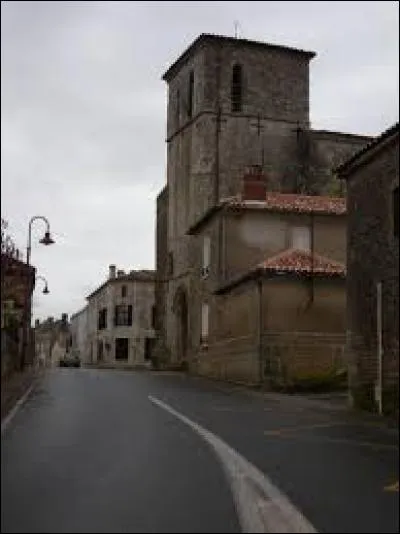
(1, 1, 399, 322)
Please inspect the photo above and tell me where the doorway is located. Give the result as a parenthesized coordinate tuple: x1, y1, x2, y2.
(115, 338, 129, 361)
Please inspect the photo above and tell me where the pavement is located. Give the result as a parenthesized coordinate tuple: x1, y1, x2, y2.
(1, 368, 398, 533)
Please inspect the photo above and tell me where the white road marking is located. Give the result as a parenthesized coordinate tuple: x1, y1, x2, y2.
(149, 395, 317, 534)
(1, 383, 35, 436)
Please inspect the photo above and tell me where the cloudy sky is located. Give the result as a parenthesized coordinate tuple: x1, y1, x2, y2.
(1, 1, 399, 322)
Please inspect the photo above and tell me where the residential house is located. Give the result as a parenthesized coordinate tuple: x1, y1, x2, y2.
(155, 33, 371, 376)
(337, 122, 399, 415)
(185, 168, 347, 386)
(86, 266, 156, 368)
(70, 306, 89, 365)
(34, 314, 72, 368)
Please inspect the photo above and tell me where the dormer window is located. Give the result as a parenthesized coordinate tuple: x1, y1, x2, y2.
(231, 64, 242, 112)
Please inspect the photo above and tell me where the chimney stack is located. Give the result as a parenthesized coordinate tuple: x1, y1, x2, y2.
(242, 165, 267, 201)
(109, 265, 116, 279)
(35, 319, 40, 328)
(61, 313, 68, 324)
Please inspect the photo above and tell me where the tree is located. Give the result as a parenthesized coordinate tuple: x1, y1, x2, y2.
(1, 218, 21, 260)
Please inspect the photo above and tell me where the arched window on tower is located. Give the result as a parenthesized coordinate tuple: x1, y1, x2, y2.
(231, 64, 242, 112)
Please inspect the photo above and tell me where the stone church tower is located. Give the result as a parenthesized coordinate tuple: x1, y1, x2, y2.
(155, 33, 371, 366)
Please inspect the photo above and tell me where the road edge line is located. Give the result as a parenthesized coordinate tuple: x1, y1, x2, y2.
(1, 381, 35, 436)
(148, 395, 317, 534)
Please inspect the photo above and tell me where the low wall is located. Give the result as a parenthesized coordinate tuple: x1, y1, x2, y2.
(261, 331, 347, 387)
(195, 336, 259, 385)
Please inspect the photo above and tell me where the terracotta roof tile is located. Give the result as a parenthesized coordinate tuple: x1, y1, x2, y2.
(228, 192, 346, 215)
(259, 248, 346, 276)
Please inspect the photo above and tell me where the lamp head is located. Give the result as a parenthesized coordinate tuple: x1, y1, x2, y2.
(39, 231, 55, 246)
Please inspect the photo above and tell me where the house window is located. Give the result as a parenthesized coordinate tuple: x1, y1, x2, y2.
(291, 226, 311, 251)
(202, 235, 211, 278)
(201, 303, 209, 343)
(114, 304, 132, 326)
(115, 338, 129, 361)
(231, 64, 242, 113)
(98, 308, 107, 330)
(393, 186, 399, 239)
(188, 71, 194, 118)
(121, 285, 127, 298)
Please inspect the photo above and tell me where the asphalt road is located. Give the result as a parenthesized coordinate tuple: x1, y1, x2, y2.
(1, 369, 398, 533)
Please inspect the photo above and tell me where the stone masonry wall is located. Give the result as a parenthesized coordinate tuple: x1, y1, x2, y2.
(346, 135, 399, 414)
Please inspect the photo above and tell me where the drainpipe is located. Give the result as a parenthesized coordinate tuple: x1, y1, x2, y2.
(257, 275, 263, 385)
(310, 212, 315, 304)
(376, 281, 383, 415)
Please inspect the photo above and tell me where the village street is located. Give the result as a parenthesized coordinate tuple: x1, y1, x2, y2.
(1, 368, 398, 533)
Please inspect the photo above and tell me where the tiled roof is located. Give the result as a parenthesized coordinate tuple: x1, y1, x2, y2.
(187, 191, 346, 235)
(86, 269, 155, 300)
(259, 248, 346, 276)
(228, 192, 346, 215)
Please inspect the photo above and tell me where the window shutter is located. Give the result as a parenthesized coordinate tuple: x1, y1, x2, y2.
(201, 303, 209, 340)
(203, 236, 211, 269)
(128, 305, 133, 326)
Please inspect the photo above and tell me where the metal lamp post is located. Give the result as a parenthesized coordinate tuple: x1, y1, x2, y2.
(22, 216, 55, 370)
(26, 216, 55, 266)
(35, 275, 50, 295)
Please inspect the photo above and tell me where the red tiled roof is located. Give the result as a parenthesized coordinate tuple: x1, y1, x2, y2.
(259, 248, 346, 276)
(228, 192, 346, 215)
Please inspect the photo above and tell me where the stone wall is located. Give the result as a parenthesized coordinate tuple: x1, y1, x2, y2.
(345, 132, 399, 415)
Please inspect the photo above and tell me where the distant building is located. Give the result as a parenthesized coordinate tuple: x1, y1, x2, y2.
(1, 254, 36, 375)
(70, 306, 89, 364)
(85, 266, 156, 368)
(35, 314, 71, 368)
(337, 122, 399, 415)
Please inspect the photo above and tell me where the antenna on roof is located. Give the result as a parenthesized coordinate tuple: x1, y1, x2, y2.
(234, 20, 240, 39)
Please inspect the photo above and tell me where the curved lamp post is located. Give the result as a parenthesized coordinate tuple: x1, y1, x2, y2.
(27, 215, 55, 265)
(22, 216, 55, 370)
(35, 275, 50, 295)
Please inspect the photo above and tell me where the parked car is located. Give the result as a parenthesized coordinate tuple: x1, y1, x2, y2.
(59, 352, 81, 368)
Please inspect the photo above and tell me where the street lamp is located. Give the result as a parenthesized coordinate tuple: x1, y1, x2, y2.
(27, 215, 55, 266)
(35, 275, 50, 295)
(22, 216, 55, 370)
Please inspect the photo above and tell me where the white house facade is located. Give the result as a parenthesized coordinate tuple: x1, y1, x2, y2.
(86, 265, 156, 368)
(70, 306, 89, 364)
